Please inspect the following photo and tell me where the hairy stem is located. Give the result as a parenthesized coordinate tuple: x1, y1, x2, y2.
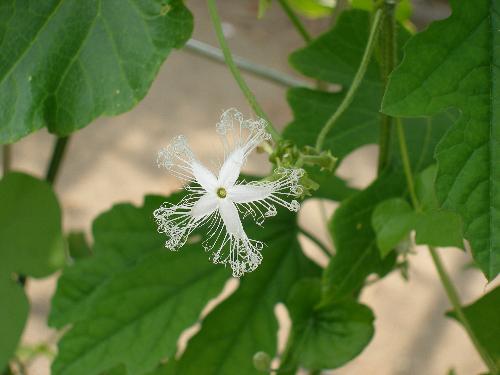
(299, 226, 332, 257)
(184, 39, 311, 89)
(395, 118, 499, 374)
(45, 136, 70, 185)
(207, 0, 281, 141)
(277, 0, 312, 43)
(315, 9, 383, 151)
(377, 0, 397, 173)
(2, 144, 11, 175)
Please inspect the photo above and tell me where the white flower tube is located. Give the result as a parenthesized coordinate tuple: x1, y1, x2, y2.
(154, 108, 303, 277)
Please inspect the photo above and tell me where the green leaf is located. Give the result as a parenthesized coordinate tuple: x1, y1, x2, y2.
(414, 211, 463, 249)
(0, 0, 193, 144)
(283, 278, 374, 371)
(0, 275, 29, 369)
(446, 286, 500, 367)
(67, 231, 92, 260)
(0, 172, 65, 276)
(49, 194, 182, 328)
(382, 0, 500, 279)
(306, 165, 359, 201)
(372, 198, 415, 258)
(0, 172, 64, 369)
(174, 209, 320, 375)
(51, 196, 230, 375)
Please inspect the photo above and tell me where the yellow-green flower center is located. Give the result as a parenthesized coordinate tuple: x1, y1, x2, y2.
(216, 187, 227, 198)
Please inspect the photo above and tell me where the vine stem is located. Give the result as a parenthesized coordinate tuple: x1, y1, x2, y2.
(298, 226, 332, 258)
(395, 119, 499, 374)
(46, 136, 70, 185)
(2, 144, 11, 174)
(207, 0, 281, 141)
(377, 0, 397, 173)
(184, 39, 311, 89)
(315, 9, 383, 151)
(277, 0, 312, 43)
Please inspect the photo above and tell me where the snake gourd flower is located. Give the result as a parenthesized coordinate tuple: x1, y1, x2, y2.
(154, 109, 303, 277)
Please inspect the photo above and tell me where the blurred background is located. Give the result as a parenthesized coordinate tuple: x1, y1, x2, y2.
(7, 0, 498, 374)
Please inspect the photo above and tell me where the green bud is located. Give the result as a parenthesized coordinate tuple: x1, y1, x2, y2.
(253, 351, 272, 372)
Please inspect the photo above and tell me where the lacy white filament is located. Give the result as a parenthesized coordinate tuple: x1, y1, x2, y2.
(154, 108, 303, 277)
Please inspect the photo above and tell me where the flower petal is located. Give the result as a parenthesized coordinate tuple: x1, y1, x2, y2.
(228, 183, 271, 203)
(218, 199, 244, 237)
(192, 160, 217, 192)
(218, 148, 244, 188)
(190, 193, 218, 220)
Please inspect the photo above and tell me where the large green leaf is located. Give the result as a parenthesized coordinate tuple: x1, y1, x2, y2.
(0, 172, 64, 368)
(283, 278, 374, 371)
(0, 0, 192, 144)
(173, 208, 320, 375)
(49, 194, 184, 328)
(382, 0, 500, 279)
(51, 195, 230, 375)
(446, 286, 500, 368)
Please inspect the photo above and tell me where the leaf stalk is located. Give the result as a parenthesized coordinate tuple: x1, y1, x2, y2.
(46, 136, 70, 185)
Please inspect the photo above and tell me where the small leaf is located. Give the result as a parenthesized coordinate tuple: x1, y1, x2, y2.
(382, 0, 500, 279)
(446, 286, 500, 367)
(372, 198, 415, 258)
(0, 172, 64, 368)
(284, 278, 375, 370)
(0, 0, 193, 144)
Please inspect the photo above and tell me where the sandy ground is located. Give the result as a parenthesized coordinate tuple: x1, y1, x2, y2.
(7, 0, 498, 374)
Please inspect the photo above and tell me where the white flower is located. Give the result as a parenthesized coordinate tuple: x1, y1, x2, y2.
(154, 108, 303, 277)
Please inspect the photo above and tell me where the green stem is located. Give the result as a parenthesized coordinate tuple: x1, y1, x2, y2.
(395, 119, 419, 210)
(377, 0, 397, 173)
(2, 144, 11, 174)
(299, 226, 332, 258)
(184, 39, 311, 89)
(45, 136, 70, 185)
(395, 119, 499, 374)
(277, 0, 312, 43)
(207, 0, 281, 141)
(315, 9, 383, 151)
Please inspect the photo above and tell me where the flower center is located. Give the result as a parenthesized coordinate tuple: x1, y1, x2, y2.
(216, 187, 227, 198)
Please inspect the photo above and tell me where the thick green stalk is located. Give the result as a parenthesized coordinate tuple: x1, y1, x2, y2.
(299, 226, 332, 257)
(395, 119, 499, 374)
(45, 136, 70, 185)
(277, 0, 312, 43)
(185, 39, 311, 89)
(2, 144, 11, 174)
(377, 0, 397, 173)
(207, 0, 281, 141)
(315, 9, 383, 151)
